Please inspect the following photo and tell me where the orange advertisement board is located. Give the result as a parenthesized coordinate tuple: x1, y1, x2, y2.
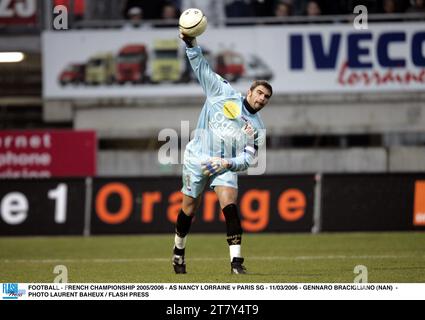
(414, 181, 425, 226)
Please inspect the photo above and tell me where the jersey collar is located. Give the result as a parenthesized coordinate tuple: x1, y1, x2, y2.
(243, 98, 258, 115)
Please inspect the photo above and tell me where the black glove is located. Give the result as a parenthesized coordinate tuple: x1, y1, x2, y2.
(179, 32, 197, 48)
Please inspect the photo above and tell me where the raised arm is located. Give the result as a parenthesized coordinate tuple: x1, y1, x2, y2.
(180, 33, 231, 98)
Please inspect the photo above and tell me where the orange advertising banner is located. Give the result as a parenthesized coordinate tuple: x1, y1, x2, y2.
(413, 181, 425, 226)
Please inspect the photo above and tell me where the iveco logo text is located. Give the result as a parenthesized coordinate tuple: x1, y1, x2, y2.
(290, 32, 425, 70)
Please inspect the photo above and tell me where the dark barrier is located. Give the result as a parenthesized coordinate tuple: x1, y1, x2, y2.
(2, 174, 423, 236)
(320, 173, 425, 231)
(0, 179, 86, 235)
(90, 175, 315, 235)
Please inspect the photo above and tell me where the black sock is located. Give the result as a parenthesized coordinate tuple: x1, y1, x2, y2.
(175, 209, 193, 238)
(174, 209, 193, 256)
(222, 204, 243, 246)
(173, 247, 185, 256)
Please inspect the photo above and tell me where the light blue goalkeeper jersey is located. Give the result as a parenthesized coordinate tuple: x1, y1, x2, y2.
(185, 46, 266, 172)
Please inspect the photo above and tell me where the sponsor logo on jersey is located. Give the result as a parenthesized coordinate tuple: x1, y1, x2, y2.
(223, 100, 241, 119)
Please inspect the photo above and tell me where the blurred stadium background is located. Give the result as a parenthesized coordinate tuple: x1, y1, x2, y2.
(0, 0, 425, 282)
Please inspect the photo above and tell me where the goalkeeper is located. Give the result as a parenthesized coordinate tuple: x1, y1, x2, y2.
(172, 31, 273, 275)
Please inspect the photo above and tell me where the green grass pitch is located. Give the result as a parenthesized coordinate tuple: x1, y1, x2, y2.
(1, 232, 424, 283)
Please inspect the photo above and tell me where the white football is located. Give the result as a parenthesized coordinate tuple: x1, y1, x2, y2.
(179, 8, 207, 38)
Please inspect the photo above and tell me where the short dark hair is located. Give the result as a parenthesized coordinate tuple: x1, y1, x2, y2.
(250, 80, 273, 97)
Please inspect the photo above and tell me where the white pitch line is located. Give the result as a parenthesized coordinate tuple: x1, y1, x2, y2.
(0, 255, 422, 264)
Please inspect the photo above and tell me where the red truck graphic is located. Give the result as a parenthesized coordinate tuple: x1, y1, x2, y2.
(116, 44, 148, 84)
